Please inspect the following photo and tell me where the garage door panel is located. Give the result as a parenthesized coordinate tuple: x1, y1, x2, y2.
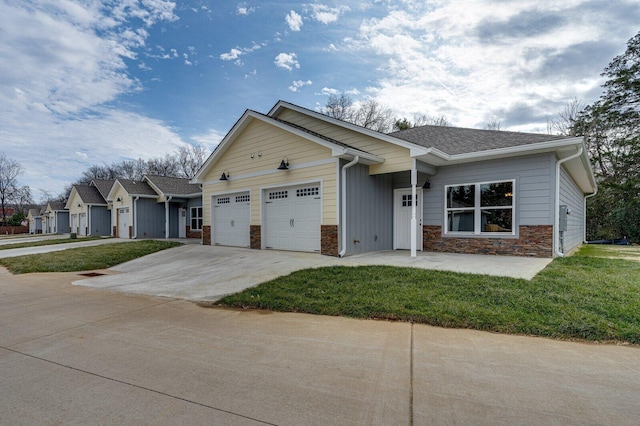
(213, 193, 250, 247)
(264, 184, 321, 252)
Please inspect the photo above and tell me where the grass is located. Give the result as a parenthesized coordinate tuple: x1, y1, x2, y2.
(0, 236, 105, 250)
(218, 246, 640, 344)
(0, 240, 182, 274)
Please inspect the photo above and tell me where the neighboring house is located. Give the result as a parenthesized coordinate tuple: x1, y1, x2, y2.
(192, 100, 597, 258)
(144, 175, 203, 238)
(107, 178, 163, 238)
(44, 202, 70, 234)
(65, 185, 110, 236)
(26, 208, 43, 234)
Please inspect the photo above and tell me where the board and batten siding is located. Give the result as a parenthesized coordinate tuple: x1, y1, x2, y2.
(88, 206, 111, 236)
(275, 108, 412, 175)
(202, 118, 339, 227)
(559, 165, 586, 253)
(134, 198, 165, 238)
(423, 153, 557, 228)
(344, 162, 395, 255)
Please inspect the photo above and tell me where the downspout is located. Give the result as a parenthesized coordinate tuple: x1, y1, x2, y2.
(554, 146, 583, 257)
(410, 160, 417, 258)
(132, 196, 140, 239)
(338, 156, 360, 257)
(165, 196, 173, 239)
(87, 205, 92, 236)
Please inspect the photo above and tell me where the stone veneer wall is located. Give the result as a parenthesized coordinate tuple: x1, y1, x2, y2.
(186, 226, 202, 239)
(112, 226, 117, 238)
(321, 225, 339, 257)
(202, 225, 211, 245)
(422, 225, 553, 258)
(250, 225, 261, 249)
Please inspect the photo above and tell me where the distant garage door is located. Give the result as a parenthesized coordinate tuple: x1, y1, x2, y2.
(264, 184, 321, 252)
(213, 192, 250, 247)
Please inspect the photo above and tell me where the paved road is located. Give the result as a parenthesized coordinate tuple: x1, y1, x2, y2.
(1, 268, 638, 425)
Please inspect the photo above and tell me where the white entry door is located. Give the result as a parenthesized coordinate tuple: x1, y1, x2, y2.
(79, 213, 87, 236)
(71, 214, 78, 234)
(394, 189, 422, 250)
(212, 193, 250, 247)
(118, 208, 129, 238)
(264, 184, 321, 252)
(178, 208, 186, 238)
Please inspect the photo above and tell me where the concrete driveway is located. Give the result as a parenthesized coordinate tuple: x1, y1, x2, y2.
(1, 270, 638, 425)
(74, 245, 552, 301)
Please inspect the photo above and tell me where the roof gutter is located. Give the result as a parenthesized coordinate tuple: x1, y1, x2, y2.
(583, 186, 599, 244)
(554, 146, 583, 258)
(338, 156, 360, 257)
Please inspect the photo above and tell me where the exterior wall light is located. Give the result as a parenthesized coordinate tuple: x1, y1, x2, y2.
(220, 170, 230, 181)
(278, 156, 289, 170)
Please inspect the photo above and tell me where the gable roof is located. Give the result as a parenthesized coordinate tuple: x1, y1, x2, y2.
(107, 179, 158, 201)
(67, 185, 108, 207)
(46, 201, 67, 212)
(389, 125, 571, 155)
(91, 179, 115, 199)
(192, 109, 384, 183)
(144, 175, 200, 197)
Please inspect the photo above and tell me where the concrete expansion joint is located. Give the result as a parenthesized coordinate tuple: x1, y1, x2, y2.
(0, 345, 277, 426)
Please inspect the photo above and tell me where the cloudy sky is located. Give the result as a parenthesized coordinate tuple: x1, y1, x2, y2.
(1, 0, 638, 197)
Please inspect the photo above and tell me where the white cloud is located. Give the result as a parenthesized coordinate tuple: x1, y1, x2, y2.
(190, 129, 227, 149)
(236, 3, 255, 16)
(289, 80, 312, 92)
(274, 52, 300, 70)
(319, 87, 340, 96)
(285, 10, 303, 31)
(309, 4, 349, 25)
(0, 0, 182, 194)
(220, 48, 243, 61)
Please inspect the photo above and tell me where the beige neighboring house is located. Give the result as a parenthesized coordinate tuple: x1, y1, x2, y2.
(26, 208, 44, 234)
(65, 184, 111, 236)
(43, 202, 70, 234)
(192, 100, 597, 258)
(107, 178, 163, 239)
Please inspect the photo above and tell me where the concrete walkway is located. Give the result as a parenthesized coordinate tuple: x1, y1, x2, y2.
(74, 245, 552, 301)
(0, 236, 136, 258)
(1, 271, 638, 425)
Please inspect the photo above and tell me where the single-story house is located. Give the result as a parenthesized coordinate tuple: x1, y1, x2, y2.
(192, 100, 597, 258)
(65, 185, 110, 236)
(26, 208, 43, 234)
(43, 202, 70, 234)
(106, 176, 201, 239)
(144, 175, 203, 238)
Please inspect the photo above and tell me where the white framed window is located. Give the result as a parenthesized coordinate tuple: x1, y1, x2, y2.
(445, 180, 515, 235)
(191, 206, 203, 230)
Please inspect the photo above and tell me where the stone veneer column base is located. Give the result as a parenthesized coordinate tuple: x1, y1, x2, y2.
(422, 225, 553, 258)
(321, 225, 339, 257)
(202, 225, 211, 245)
(250, 225, 261, 249)
(112, 226, 117, 238)
(128, 226, 133, 239)
(186, 226, 202, 239)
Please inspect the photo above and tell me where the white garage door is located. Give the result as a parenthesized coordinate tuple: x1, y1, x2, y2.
(264, 184, 321, 252)
(213, 192, 250, 247)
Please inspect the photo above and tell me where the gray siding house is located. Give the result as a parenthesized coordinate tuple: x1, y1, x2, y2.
(65, 184, 111, 236)
(144, 175, 203, 239)
(193, 100, 597, 258)
(44, 202, 70, 234)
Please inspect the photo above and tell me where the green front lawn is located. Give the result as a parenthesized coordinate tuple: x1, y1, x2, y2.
(218, 247, 640, 344)
(0, 240, 182, 274)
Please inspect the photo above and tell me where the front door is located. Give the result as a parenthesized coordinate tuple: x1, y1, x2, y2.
(394, 189, 422, 250)
(178, 208, 186, 238)
(118, 208, 129, 238)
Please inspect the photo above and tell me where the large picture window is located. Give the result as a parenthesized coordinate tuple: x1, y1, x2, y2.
(190, 206, 203, 231)
(445, 180, 514, 235)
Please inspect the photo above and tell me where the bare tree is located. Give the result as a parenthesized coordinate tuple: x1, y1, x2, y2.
(323, 93, 354, 121)
(177, 144, 208, 178)
(352, 99, 396, 133)
(412, 114, 451, 127)
(484, 120, 503, 131)
(0, 154, 25, 226)
(550, 97, 584, 136)
(13, 186, 33, 215)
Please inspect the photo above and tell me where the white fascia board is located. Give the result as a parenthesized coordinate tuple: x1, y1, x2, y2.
(268, 100, 427, 153)
(332, 147, 384, 165)
(191, 109, 254, 183)
(143, 176, 163, 196)
(105, 179, 124, 202)
(447, 137, 584, 163)
(64, 188, 78, 210)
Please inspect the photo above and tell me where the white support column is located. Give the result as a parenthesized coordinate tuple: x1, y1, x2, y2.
(165, 200, 169, 239)
(411, 160, 417, 257)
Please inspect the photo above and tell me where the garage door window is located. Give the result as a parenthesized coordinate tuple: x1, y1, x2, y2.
(236, 194, 250, 203)
(217, 197, 230, 205)
(296, 187, 319, 197)
(269, 190, 288, 200)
